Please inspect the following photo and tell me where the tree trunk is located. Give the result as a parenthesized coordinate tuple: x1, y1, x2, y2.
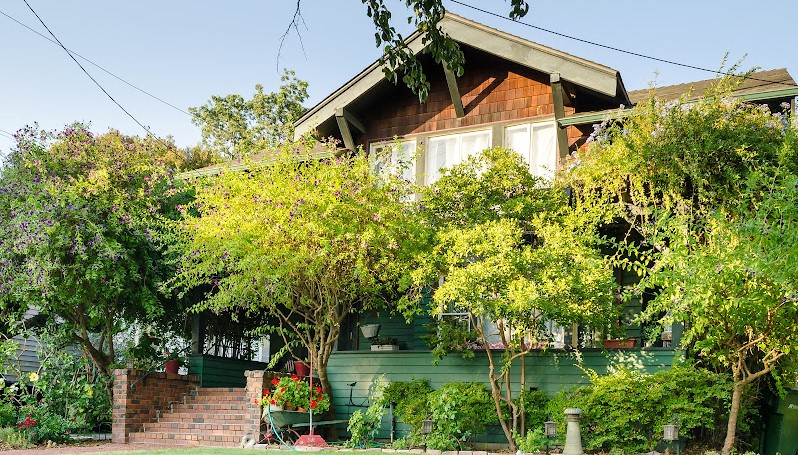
(315, 356, 339, 439)
(722, 382, 744, 455)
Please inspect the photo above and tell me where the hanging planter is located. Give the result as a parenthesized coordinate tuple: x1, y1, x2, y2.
(359, 323, 380, 339)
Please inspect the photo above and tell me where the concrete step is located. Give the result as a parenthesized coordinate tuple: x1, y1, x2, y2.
(129, 431, 242, 447)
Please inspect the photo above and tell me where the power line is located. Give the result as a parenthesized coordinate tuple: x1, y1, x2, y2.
(448, 0, 795, 88)
(0, 128, 15, 140)
(0, 9, 194, 119)
(21, 0, 153, 136)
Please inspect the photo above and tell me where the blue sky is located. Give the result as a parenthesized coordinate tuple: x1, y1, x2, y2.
(1, 1, 796, 155)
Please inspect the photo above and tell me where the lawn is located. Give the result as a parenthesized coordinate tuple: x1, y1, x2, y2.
(92, 449, 369, 455)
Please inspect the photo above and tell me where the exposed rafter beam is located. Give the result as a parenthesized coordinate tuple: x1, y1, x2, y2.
(443, 64, 465, 118)
(550, 73, 570, 164)
(335, 107, 366, 151)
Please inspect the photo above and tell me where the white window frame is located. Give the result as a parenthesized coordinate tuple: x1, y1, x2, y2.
(425, 129, 492, 185)
(369, 139, 417, 183)
(504, 120, 558, 182)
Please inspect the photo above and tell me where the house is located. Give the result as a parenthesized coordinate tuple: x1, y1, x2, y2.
(139, 12, 798, 447)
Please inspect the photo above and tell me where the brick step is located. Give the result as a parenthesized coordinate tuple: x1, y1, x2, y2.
(129, 431, 242, 447)
(157, 412, 248, 423)
(193, 387, 245, 394)
(144, 421, 249, 435)
(170, 402, 249, 412)
(182, 395, 247, 405)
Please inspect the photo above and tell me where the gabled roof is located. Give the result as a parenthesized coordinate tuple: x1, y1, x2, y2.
(627, 68, 796, 104)
(294, 12, 628, 139)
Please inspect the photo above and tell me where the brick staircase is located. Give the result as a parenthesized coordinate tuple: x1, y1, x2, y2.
(129, 387, 253, 447)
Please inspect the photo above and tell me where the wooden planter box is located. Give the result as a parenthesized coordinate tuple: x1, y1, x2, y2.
(603, 339, 636, 349)
(370, 344, 400, 351)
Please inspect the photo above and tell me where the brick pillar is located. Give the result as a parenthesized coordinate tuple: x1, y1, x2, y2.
(112, 368, 199, 444)
(244, 370, 284, 440)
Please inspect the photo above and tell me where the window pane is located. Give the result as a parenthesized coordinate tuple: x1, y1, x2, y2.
(460, 130, 491, 159)
(505, 124, 531, 166)
(395, 141, 417, 183)
(530, 122, 557, 181)
(427, 136, 457, 184)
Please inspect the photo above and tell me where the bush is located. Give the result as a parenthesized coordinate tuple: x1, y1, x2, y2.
(515, 427, 548, 454)
(545, 364, 732, 453)
(382, 379, 433, 438)
(427, 382, 496, 450)
(0, 400, 16, 427)
(0, 427, 31, 448)
(519, 389, 550, 430)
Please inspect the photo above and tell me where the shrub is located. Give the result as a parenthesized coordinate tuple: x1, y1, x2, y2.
(382, 379, 432, 438)
(427, 382, 496, 450)
(514, 427, 548, 454)
(545, 364, 732, 453)
(519, 389, 550, 430)
(0, 427, 31, 449)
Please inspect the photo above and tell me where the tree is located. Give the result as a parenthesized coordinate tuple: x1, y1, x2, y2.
(0, 125, 184, 397)
(565, 77, 798, 454)
(169, 143, 426, 417)
(417, 148, 617, 450)
(286, 1, 530, 100)
(189, 69, 308, 160)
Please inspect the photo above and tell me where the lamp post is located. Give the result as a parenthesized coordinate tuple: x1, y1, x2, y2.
(422, 417, 434, 452)
(544, 420, 556, 455)
(664, 413, 680, 455)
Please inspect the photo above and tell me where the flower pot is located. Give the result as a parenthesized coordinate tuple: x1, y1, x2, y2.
(359, 323, 380, 339)
(295, 360, 310, 377)
(371, 344, 400, 351)
(164, 359, 180, 374)
(603, 339, 636, 349)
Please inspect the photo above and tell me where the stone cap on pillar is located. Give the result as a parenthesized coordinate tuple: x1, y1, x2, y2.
(564, 407, 582, 417)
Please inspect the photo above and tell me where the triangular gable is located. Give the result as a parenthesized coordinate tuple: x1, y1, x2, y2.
(294, 13, 627, 139)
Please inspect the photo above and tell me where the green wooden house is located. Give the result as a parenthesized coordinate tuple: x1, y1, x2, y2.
(182, 11, 798, 442)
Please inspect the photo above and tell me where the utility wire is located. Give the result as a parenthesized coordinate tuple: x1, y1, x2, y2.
(21, 0, 153, 136)
(449, 0, 795, 89)
(0, 128, 15, 140)
(0, 9, 193, 119)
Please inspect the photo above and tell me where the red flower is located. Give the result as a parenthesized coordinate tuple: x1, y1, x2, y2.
(279, 387, 285, 392)
(291, 375, 299, 381)
(315, 387, 322, 394)
(263, 390, 269, 396)
(270, 399, 276, 405)
(271, 378, 280, 385)
(310, 400, 318, 409)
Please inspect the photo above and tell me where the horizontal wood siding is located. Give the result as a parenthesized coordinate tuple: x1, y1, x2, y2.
(327, 348, 681, 440)
(357, 314, 429, 351)
(2, 335, 43, 381)
(187, 354, 269, 387)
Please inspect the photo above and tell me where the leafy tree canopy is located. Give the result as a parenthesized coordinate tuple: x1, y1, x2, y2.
(188, 69, 308, 160)
(564, 75, 798, 455)
(417, 148, 617, 449)
(0, 125, 186, 390)
(169, 143, 428, 411)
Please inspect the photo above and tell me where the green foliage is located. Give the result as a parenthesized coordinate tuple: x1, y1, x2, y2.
(0, 401, 15, 427)
(416, 147, 617, 448)
(0, 125, 186, 380)
(266, 375, 329, 413)
(346, 379, 387, 448)
(514, 427, 548, 454)
(566, 73, 798, 453)
(382, 379, 432, 436)
(189, 69, 308, 159)
(426, 382, 496, 449)
(0, 427, 31, 449)
(171, 142, 426, 408)
(423, 318, 477, 364)
(545, 364, 732, 452)
(519, 389, 550, 430)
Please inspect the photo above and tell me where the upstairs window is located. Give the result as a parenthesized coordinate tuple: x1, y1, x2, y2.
(426, 129, 492, 184)
(369, 140, 417, 183)
(504, 121, 557, 182)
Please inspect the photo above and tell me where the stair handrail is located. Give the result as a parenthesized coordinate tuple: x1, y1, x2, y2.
(130, 345, 192, 390)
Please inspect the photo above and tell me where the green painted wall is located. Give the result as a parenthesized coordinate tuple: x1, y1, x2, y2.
(187, 354, 269, 387)
(327, 348, 682, 440)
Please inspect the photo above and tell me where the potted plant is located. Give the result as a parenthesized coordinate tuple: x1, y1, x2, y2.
(370, 336, 400, 351)
(266, 375, 330, 413)
(294, 359, 310, 377)
(164, 351, 182, 374)
(602, 338, 637, 349)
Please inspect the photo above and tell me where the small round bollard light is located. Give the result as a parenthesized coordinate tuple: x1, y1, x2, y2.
(545, 420, 556, 438)
(663, 423, 678, 441)
(422, 418, 434, 435)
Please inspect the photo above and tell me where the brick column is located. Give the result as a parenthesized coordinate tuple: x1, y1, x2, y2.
(244, 370, 283, 440)
(112, 369, 199, 443)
